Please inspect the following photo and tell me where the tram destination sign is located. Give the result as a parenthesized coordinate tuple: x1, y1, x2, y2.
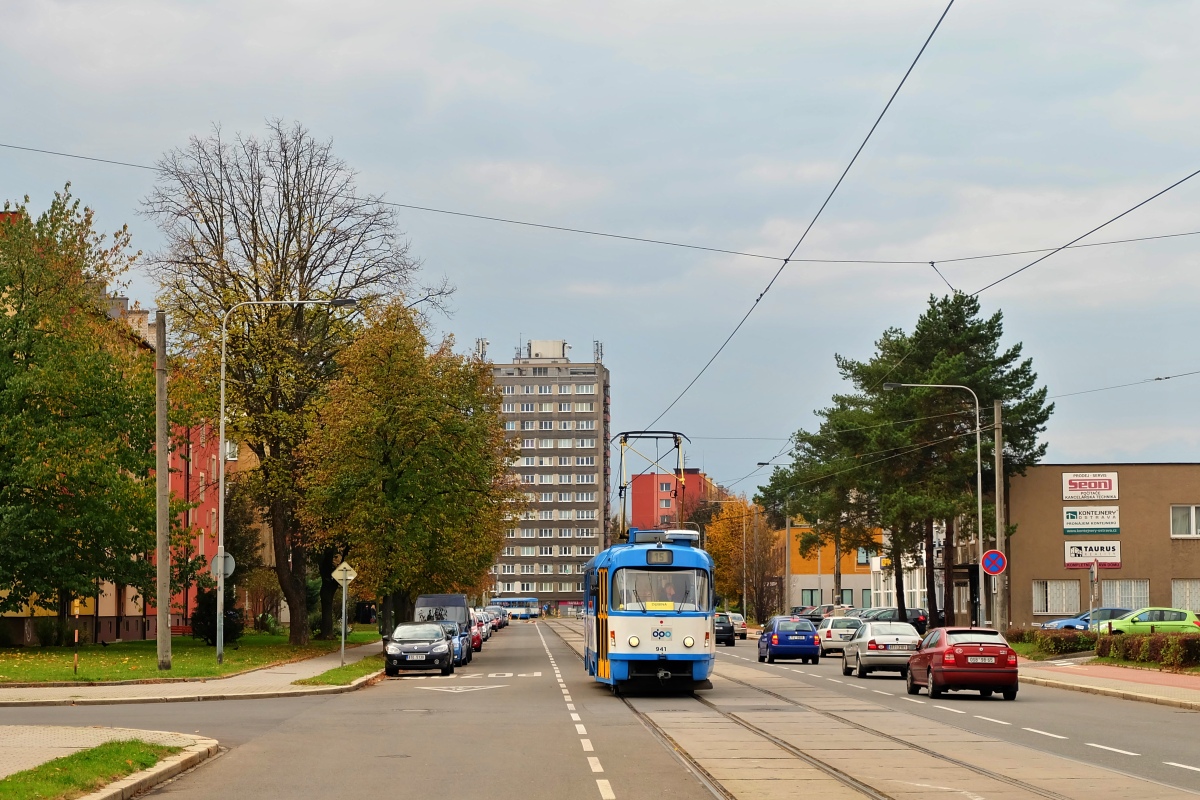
(1062, 471, 1119, 501)
(1064, 540, 1121, 569)
(1063, 506, 1120, 535)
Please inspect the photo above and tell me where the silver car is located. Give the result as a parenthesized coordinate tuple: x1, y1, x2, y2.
(841, 621, 921, 678)
(815, 616, 863, 656)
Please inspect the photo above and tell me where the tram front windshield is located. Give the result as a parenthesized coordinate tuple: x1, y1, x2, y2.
(612, 568, 712, 612)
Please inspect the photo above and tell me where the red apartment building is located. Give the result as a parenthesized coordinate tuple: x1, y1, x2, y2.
(630, 469, 719, 530)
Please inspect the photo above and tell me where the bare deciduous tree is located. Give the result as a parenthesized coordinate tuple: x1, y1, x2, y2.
(143, 119, 446, 644)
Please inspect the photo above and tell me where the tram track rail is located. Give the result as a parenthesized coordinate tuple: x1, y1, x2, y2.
(545, 621, 1083, 800)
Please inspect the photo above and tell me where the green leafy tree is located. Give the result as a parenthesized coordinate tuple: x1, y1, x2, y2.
(299, 301, 523, 629)
(0, 189, 156, 626)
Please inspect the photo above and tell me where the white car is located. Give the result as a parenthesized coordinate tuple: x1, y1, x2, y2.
(841, 621, 921, 678)
(816, 616, 863, 656)
(729, 612, 748, 640)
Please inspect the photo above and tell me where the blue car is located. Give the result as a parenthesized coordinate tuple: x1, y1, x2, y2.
(438, 621, 473, 666)
(1040, 607, 1131, 630)
(758, 616, 821, 664)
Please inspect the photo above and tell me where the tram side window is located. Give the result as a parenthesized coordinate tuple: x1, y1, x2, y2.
(611, 568, 712, 612)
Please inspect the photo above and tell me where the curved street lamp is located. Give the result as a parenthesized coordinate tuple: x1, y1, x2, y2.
(216, 297, 357, 663)
(883, 382, 985, 627)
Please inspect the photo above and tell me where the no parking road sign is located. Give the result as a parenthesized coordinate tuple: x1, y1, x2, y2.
(981, 549, 1007, 576)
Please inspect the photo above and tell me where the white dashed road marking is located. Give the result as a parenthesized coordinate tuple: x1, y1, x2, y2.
(1166, 762, 1200, 773)
(934, 705, 965, 714)
(902, 698, 924, 704)
(576, 724, 588, 735)
(974, 716, 1010, 725)
(581, 739, 594, 752)
(1023, 728, 1067, 740)
(588, 756, 604, 772)
(597, 778, 616, 799)
(1087, 743, 1139, 756)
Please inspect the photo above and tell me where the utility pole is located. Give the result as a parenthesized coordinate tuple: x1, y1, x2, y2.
(155, 311, 171, 671)
(784, 508, 791, 613)
(994, 399, 1007, 631)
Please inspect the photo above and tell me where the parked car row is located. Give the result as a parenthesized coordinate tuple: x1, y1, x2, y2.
(1039, 606, 1200, 634)
(788, 605, 931, 634)
(384, 594, 511, 676)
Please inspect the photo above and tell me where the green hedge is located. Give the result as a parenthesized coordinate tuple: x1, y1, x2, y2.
(1005, 627, 1096, 653)
(1097, 633, 1200, 669)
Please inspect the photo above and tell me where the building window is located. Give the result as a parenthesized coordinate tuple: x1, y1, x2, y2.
(521, 564, 535, 574)
(521, 546, 536, 557)
(559, 420, 573, 430)
(559, 528, 574, 538)
(1032, 580, 1080, 615)
(1172, 579, 1200, 611)
(577, 528, 596, 538)
(532, 367, 549, 376)
(578, 474, 597, 484)
(521, 528, 536, 538)
(538, 438, 555, 448)
(659, 482, 672, 492)
(539, 546, 554, 556)
(501, 564, 515, 574)
(558, 474, 572, 484)
(539, 528, 555, 538)
(659, 514, 672, 525)
(577, 420, 595, 431)
(199, 472, 207, 502)
(504, 421, 516, 431)
(522, 420, 535, 430)
(502, 403, 515, 412)
(558, 403, 572, 413)
(861, 589, 872, 608)
(521, 403, 535, 413)
(1101, 579, 1149, 611)
(857, 547, 872, 565)
(521, 475, 535, 484)
(503, 385, 516, 395)
(579, 546, 597, 556)
(801, 588, 820, 605)
(521, 582, 535, 592)
(538, 385, 553, 394)
(540, 564, 554, 573)
(560, 582, 574, 592)
(659, 499, 672, 508)
(523, 385, 534, 394)
(577, 384, 595, 395)
(839, 589, 854, 605)
(577, 509, 597, 520)
(560, 509, 575, 520)
(556, 456, 570, 466)
(540, 493, 554, 502)
(576, 456, 595, 466)
(560, 563, 573, 573)
(575, 403, 595, 413)
(523, 457, 535, 466)
(505, 528, 517, 538)
(576, 492, 596, 502)
(540, 457, 555, 466)
(539, 510, 554, 520)
(559, 493, 573, 502)
(539, 403, 554, 413)
(557, 438, 573, 449)
(541, 582, 555, 593)
(1171, 506, 1200, 537)
(522, 438, 536, 449)
(503, 547, 516, 557)
(558, 384, 572, 394)
(539, 474, 554, 484)
(501, 582, 514, 592)
(577, 438, 596, 448)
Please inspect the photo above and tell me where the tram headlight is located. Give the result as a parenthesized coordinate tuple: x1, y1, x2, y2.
(628, 636, 640, 648)
(683, 636, 695, 648)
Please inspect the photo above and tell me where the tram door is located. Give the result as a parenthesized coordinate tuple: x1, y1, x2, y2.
(597, 568, 610, 680)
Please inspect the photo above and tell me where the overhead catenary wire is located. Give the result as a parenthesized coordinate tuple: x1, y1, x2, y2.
(643, 1, 955, 430)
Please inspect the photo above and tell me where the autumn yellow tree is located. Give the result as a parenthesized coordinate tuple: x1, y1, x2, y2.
(705, 498, 751, 610)
(299, 301, 524, 629)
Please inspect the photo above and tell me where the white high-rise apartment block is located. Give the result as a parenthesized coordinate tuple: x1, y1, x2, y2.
(488, 339, 610, 614)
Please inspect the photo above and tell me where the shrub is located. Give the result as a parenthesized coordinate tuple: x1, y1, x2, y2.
(1161, 634, 1200, 670)
(1005, 627, 1032, 644)
(33, 616, 70, 647)
(1033, 629, 1097, 655)
(256, 613, 284, 636)
(191, 586, 245, 646)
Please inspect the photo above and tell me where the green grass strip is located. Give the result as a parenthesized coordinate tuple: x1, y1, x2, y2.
(294, 653, 384, 686)
(0, 739, 180, 800)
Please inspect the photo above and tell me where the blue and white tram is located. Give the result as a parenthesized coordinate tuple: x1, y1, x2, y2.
(583, 529, 715, 692)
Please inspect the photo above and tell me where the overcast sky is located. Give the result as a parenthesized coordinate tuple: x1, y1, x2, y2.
(3, 1, 1199, 491)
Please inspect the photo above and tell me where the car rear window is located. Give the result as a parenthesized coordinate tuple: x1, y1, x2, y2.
(946, 629, 1005, 645)
(832, 618, 861, 629)
(715, 614, 730, 623)
(777, 620, 815, 632)
(872, 623, 917, 636)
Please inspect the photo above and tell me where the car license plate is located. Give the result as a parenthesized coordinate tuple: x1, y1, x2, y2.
(967, 656, 994, 664)
(887, 644, 911, 650)
(789, 635, 802, 640)
(407, 654, 426, 661)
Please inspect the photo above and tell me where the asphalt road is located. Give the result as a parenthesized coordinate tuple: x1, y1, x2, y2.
(714, 638, 1200, 793)
(5, 623, 710, 800)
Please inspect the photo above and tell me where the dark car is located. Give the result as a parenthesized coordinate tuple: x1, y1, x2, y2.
(758, 616, 820, 664)
(906, 627, 1017, 700)
(714, 612, 737, 646)
(870, 607, 930, 635)
(437, 621, 473, 667)
(384, 622, 456, 676)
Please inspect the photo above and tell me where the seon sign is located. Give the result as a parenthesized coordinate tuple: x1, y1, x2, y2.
(1062, 472, 1118, 501)
(1065, 541, 1121, 569)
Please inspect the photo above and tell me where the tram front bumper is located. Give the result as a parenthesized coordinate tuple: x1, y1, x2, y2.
(610, 654, 713, 681)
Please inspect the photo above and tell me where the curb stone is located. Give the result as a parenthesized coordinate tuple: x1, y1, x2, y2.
(0, 667, 385, 708)
(75, 734, 219, 800)
(1019, 674, 1200, 711)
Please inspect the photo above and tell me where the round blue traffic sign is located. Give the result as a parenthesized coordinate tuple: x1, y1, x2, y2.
(981, 549, 1007, 576)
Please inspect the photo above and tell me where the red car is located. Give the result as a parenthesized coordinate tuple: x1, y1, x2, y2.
(468, 612, 484, 652)
(905, 627, 1017, 700)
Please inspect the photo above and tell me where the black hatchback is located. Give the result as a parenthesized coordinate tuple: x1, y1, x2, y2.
(384, 622, 455, 676)
(714, 612, 736, 647)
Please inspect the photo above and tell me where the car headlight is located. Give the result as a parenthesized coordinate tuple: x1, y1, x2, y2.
(683, 637, 695, 648)
(432, 643, 449, 654)
(386, 643, 401, 654)
(628, 636, 640, 647)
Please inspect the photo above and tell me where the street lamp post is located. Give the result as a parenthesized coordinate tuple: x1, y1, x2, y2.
(883, 382, 986, 627)
(217, 297, 356, 664)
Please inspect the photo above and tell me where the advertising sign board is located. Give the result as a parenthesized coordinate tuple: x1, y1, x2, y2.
(1064, 540, 1121, 569)
(1062, 472, 1119, 501)
(1063, 506, 1120, 535)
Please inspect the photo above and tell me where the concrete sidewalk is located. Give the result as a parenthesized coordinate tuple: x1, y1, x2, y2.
(1020, 657, 1200, 710)
(0, 725, 218, 799)
(0, 643, 383, 707)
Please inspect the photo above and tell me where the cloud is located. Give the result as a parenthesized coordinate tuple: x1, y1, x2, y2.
(457, 160, 610, 208)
